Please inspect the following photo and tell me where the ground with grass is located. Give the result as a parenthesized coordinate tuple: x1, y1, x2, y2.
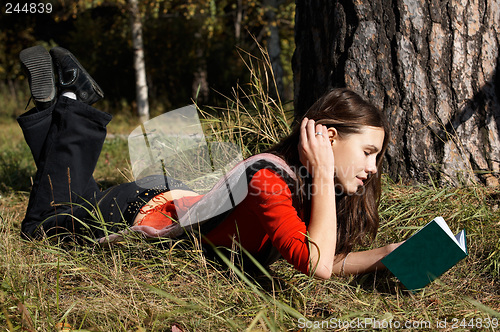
(1, 111, 500, 331)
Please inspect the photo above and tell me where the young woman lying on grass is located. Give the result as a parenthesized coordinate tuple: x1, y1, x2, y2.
(18, 45, 401, 279)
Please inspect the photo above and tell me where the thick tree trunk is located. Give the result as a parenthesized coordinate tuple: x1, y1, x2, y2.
(129, 0, 150, 122)
(293, 0, 500, 186)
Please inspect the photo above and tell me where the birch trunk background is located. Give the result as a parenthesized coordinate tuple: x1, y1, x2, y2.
(293, 0, 500, 186)
(129, 0, 150, 123)
(264, 0, 284, 98)
(192, 32, 210, 103)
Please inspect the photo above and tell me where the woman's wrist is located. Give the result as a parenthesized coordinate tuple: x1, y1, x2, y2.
(309, 162, 335, 180)
(310, 174, 335, 198)
(311, 170, 335, 183)
(385, 241, 404, 255)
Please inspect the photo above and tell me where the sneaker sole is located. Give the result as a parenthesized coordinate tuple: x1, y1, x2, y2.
(19, 46, 56, 103)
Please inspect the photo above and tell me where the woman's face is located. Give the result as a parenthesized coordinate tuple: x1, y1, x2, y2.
(329, 126, 385, 195)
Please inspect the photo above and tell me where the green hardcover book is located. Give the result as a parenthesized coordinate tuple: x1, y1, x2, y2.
(381, 216, 468, 291)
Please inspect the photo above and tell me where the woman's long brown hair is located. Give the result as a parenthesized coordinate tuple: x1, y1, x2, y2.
(267, 88, 390, 254)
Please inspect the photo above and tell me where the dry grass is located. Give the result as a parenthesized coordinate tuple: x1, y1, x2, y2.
(198, 45, 294, 159)
(1, 169, 499, 330)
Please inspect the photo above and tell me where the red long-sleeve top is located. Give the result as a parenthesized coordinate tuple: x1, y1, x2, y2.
(138, 168, 311, 274)
(204, 168, 310, 274)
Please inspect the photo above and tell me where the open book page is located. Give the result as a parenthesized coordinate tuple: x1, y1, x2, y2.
(454, 230, 467, 253)
(433, 217, 467, 253)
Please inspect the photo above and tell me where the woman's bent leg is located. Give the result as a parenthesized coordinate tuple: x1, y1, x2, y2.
(17, 105, 55, 167)
(21, 97, 112, 239)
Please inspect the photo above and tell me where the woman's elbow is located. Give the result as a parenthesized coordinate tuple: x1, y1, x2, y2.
(311, 265, 332, 280)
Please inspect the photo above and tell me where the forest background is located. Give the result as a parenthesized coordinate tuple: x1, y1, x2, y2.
(0, 0, 295, 120)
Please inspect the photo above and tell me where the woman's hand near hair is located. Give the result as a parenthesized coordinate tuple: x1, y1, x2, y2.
(298, 117, 335, 179)
(299, 117, 337, 279)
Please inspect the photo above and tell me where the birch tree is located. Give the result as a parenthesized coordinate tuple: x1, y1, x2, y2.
(129, 0, 149, 122)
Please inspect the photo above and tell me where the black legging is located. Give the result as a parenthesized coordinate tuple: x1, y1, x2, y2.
(17, 97, 189, 240)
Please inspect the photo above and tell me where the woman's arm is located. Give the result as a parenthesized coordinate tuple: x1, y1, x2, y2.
(331, 242, 404, 276)
(307, 172, 337, 279)
(298, 118, 338, 279)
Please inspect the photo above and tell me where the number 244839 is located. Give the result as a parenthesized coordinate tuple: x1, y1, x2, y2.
(5, 3, 53, 14)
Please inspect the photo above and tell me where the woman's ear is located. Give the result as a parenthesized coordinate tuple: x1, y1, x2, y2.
(327, 127, 338, 145)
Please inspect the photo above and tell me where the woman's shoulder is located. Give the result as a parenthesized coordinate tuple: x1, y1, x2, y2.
(245, 153, 297, 182)
(247, 168, 293, 200)
(245, 153, 288, 168)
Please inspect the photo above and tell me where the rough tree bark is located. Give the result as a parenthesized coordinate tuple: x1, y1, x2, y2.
(293, 0, 500, 186)
(129, 0, 150, 122)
